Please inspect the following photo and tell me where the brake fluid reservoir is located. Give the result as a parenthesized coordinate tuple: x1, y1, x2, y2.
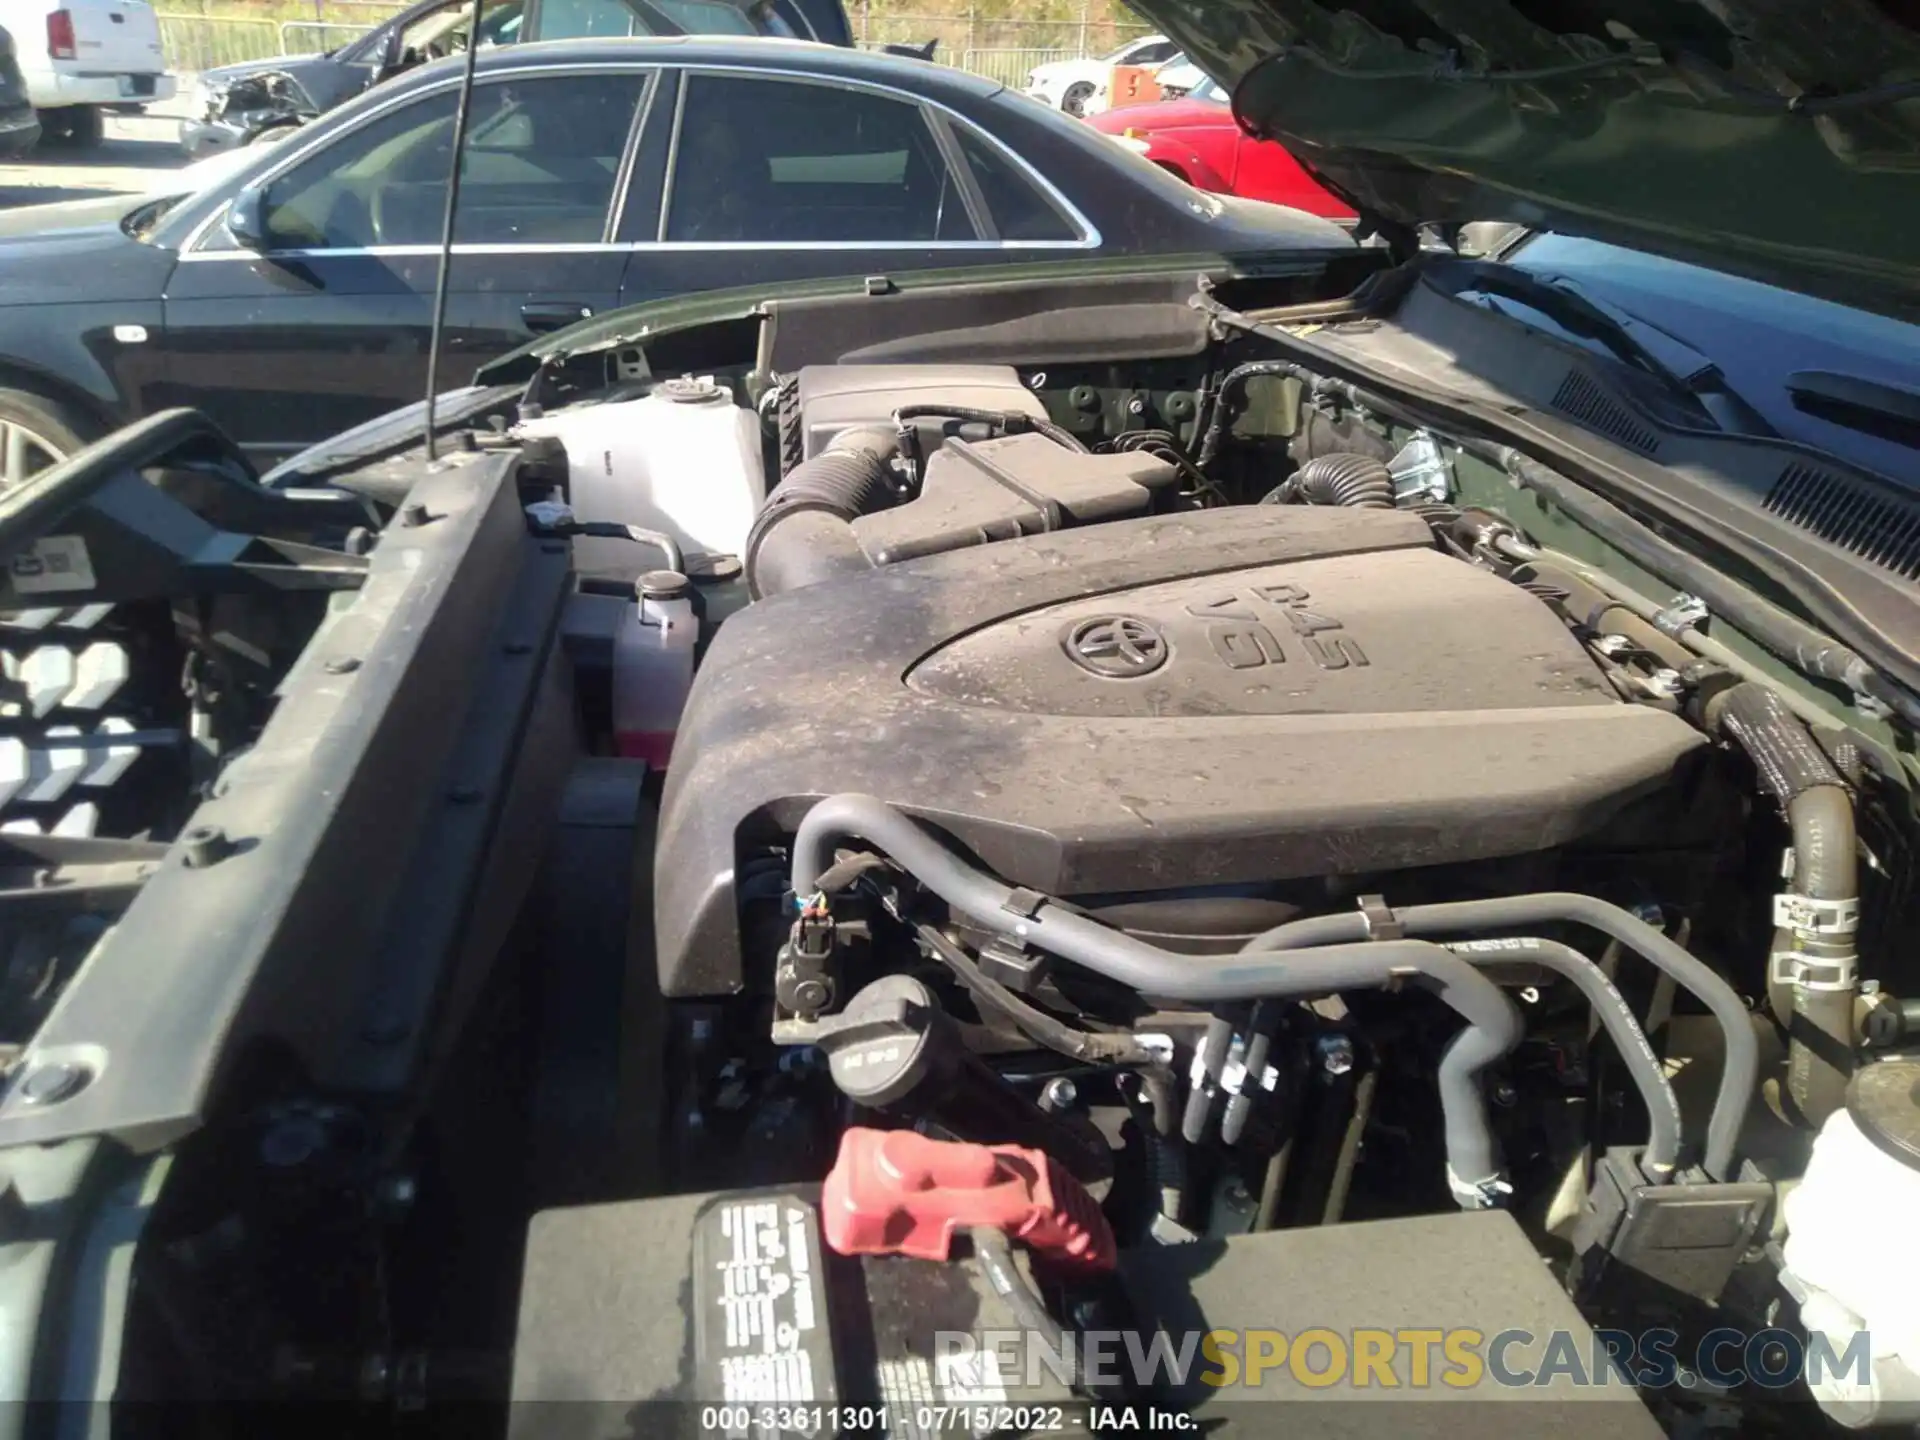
(612, 570, 697, 769)
(517, 376, 765, 579)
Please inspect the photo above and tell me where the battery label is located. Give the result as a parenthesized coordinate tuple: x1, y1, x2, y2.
(693, 1191, 840, 1411)
(875, 1349, 1014, 1440)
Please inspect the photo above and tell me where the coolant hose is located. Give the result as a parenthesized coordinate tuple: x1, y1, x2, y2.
(1270, 453, 1395, 509)
(1711, 683, 1859, 1126)
(743, 426, 898, 598)
(1454, 940, 1681, 1181)
(790, 794, 1521, 1206)
(1237, 922, 1681, 1179)
(1245, 893, 1755, 1181)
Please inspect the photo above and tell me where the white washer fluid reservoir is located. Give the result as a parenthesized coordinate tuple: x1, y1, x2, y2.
(518, 376, 765, 580)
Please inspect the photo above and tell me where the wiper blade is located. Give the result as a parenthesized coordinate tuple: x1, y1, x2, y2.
(1446, 260, 1700, 392)
(1444, 260, 1770, 434)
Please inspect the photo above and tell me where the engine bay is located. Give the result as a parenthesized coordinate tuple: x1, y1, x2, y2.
(3, 280, 1917, 1437)
(517, 345, 1920, 1435)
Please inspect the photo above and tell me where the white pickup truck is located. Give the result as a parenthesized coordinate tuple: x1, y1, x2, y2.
(0, 0, 173, 148)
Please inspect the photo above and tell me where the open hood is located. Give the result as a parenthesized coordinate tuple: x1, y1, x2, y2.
(1137, 1, 1920, 320)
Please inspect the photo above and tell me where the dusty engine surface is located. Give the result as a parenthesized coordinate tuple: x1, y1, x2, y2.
(655, 501, 1706, 996)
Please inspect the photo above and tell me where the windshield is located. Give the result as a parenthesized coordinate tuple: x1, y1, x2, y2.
(398, 0, 524, 57)
(1188, 76, 1225, 104)
(1503, 233, 1920, 480)
(645, 0, 759, 30)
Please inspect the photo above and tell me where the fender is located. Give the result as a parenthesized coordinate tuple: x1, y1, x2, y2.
(1137, 133, 1232, 195)
(0, 304, 157, 431)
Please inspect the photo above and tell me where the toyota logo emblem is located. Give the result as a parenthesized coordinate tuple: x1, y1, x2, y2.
(1063, 616, 1168, 678)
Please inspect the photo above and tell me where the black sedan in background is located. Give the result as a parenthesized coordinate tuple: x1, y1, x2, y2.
(0, 37, 1349, 472)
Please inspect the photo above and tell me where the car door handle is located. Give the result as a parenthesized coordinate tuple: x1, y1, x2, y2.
(521, 302, 594, 334)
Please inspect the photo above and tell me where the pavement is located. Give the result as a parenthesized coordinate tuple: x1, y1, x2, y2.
(0, 88, 197, 210)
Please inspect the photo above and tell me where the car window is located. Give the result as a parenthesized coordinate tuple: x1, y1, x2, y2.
(949, 123, 1077, 242)
(537, 0, 666, 40)
(646, 0, 762, 32)
(664, 74, 974, 243)
(1125, 39, 1179, 65)
(258, 74, 644, 249)
(396, 0, 523, 63)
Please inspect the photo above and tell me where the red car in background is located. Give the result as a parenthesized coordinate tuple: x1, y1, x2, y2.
(1087, 76, 1354, 221)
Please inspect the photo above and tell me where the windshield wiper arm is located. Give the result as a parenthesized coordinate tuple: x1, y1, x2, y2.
(1786, 370, 1920, 450)
(1445, 260, 1771, 433)
(1447, 260, 1699, 389)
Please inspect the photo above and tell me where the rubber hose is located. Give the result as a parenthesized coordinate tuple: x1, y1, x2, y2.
(1236, 918, 1682, 1178)
(1289, 405, 1396, 465)
(571, 520, 683, 573)
(1244, 892, 1754, 1182)
(1182, 1016, 1233, 1143)
(915, 923, 1147, 1065)
(791, 794, 1519, 1205)
(1490, 448, 1920, 728)
(1716, 684, 1850, 805)
(1262, 372, 1920, 724)
(1713, 683, 1859, 1126)
(1446, 938, 1683, 1179)
(1119, 1072, 1187, 1229)
(1279, 453, 1396, 509)
(742, 425, 897, 598)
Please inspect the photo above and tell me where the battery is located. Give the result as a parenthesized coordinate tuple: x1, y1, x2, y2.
(514, 1192, 1667, 1439)
(510, 1184, 1083, 1440)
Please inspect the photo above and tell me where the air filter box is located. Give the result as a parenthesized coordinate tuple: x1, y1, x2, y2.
(792, 364, 1048, 460)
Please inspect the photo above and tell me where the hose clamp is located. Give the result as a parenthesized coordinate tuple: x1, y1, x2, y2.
(1652, 591, 1709, 637)
(1447, 1168, 1514, 1210)
(1134, 1033, 1176, 1065)
(1357, 894, 1404, 941)
(1772, 893, 1860, 937)
(1220, 1053, 1281, 1098)
(1001, 887, 1047, 920)
(1770, 950, 1860, 993)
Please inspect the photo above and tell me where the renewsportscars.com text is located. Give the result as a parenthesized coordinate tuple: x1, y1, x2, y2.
(934, 1325, 1872, 1393)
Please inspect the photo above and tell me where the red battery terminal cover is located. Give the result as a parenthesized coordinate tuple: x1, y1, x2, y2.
(820, 1127, 1116, 1271)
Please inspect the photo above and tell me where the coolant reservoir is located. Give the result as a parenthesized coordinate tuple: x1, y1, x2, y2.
(613, 570, 698, 769)
(518, 376, 765, 579)
(1780, 1058, 1920, 1429)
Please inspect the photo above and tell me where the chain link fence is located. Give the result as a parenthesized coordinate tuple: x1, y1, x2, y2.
(279, 18, 383, 51)
(157, 14, 283, 71)
(853, 6, 1151, 86)
(157, 1, 1151, 84)
(157, 0, 400, 72)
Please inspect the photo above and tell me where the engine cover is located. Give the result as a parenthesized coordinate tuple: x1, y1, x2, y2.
(655, 506, 1705, 996)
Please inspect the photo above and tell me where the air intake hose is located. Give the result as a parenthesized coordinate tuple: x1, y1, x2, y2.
(1266, 453, 1396, 509)
(743, 426, 898, 599)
